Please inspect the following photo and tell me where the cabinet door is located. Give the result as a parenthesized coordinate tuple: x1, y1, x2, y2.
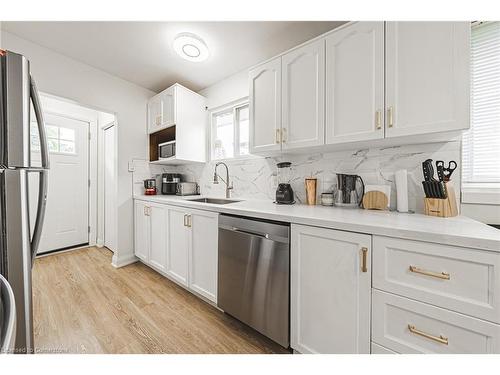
(282, 39, 325, 150)
(161, 86, 176, 127)
(147, 94, 163, 134)
(134, 200, 150, 261)
(326, 22, 384, 144)
(291, 224, 371, 354)
(385, 22, 470, 138)
(249, 57, 282, 153)
(188, 209, 218, 302)
(166, 207, 189, 286)
(149, 203, 168, 273)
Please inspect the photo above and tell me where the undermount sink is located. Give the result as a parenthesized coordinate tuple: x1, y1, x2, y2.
(188, 197, 241, 205)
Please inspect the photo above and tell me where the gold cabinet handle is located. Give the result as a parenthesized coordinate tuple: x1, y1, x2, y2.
(275, 129, 281, 144)
(387, 106, 394, 128)
(361, 247, 368, 273)
(409, 266, 450, 280)
(408, 324, 449, 345)
(187, 214, 192, 228)
(375, 110, 382, 130)
(144, 206, 148, 216)
(282, 128, 287, 143)
(183, 214, 187, 227)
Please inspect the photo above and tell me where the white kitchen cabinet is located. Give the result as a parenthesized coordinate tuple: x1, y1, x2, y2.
(147, 86, 175, 134)
(149, 203, 168, 273)
(325, 21, 385, 144)
(372, 290, 500, 354)
(291, 224, 371, 354)
(133, 201, 167, 272)
(385, 22, 470, 138)
(134, 200, 218, 303)
(134, 200, 150, 262)
(281, 39, 325, 150)
(249, 57, 282, 153)
(188, 209, 218, 302)
(166, 207, 189, 287)
(148, 84, 206, 165)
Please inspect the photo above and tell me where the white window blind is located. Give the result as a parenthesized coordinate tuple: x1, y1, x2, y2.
(462, 21, 500, 183)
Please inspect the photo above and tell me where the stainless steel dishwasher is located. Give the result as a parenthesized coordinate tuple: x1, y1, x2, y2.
(218, 214, 290, 348)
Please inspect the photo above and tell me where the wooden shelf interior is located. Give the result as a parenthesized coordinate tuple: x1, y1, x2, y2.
(149, 126, 176, 162)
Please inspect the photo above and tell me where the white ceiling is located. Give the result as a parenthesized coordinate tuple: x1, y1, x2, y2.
(2, 21, 346, 93)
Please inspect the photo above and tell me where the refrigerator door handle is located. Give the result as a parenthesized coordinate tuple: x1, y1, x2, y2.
(30, 76, 49, 169)
(30, 169, 48, 263)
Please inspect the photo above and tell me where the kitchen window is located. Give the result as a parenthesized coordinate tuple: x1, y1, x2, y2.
(462, 21, 500, 204)
(211, 101, 249, 160)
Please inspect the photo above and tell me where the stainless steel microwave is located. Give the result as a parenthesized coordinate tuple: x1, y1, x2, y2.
(158, 140, 176, 159)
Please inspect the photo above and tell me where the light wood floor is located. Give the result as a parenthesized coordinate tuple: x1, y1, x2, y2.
(33, 247, 288, 354)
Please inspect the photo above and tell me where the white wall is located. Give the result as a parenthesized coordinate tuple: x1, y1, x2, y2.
(1, 30, 154, 266)
(198, 69, 248, 109)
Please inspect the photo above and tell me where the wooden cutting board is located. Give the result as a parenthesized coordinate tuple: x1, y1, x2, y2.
(363, 191, 389, 210)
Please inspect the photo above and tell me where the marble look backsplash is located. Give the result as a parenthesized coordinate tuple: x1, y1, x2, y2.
(132, 141, 461, 214)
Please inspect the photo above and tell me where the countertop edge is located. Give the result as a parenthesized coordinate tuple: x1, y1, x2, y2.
(134, 195, 500, 253)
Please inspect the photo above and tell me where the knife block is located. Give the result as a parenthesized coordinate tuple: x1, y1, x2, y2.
(424, 182, 458, 218)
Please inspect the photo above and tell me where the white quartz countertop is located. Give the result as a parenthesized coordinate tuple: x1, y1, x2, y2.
(134, 194, 500, 252)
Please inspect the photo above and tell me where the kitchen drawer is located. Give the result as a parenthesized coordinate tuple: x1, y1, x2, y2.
(371, 342, 398, 354)
(372, 290, 500, 354)
(373, 236, 500, 323)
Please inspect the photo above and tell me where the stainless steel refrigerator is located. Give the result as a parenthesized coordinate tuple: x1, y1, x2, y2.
(0, 49, 49, 353)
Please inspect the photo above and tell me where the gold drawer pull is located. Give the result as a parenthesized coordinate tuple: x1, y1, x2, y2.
(408, 324, 449, 345)
(361, 247, 368, 273)
(409, 266, 450, 280)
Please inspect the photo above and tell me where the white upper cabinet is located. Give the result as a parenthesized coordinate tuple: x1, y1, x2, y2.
(249, 57, 282, 153)
(385, 22, 470, 138)
(291, 224, 371, 354)
(147, 86, 175, 134)
(282, 39, 325, 150)
(326, 22, 385, 144)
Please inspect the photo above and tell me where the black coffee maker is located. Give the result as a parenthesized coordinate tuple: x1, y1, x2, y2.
(275, 162, 295, 204)
(161, 173, 181, 195)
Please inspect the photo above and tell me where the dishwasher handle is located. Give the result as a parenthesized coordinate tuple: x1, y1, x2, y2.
(219, 223, 289, 244)
(231, 226, 269, 239)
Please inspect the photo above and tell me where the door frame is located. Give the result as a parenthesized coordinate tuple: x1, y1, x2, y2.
(41, 109, 97, 248)
(98, 120, 118, 252)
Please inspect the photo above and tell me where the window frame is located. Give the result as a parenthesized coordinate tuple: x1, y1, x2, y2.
(210, 97, 254, 161)
(462, 21, 500, 204)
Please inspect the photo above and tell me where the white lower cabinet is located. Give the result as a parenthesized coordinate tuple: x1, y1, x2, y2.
(166, 207, 190, 286)
(371, 342, 398, 354)
(134, 200, 167, 272)
(134, 200, 218, 303)
(372, 290, 500, 354)
(134, 200, 150, 262)
(149, 203, 168, 272)
(188, 209, 218, 302)
(291, 224, 371, 354)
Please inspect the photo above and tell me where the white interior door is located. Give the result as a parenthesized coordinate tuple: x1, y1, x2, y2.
(104, 124, 117, 252)
(30, 113, 89, 254)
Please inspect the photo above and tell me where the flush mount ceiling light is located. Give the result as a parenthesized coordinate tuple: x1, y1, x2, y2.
(173, 33, 209, 62)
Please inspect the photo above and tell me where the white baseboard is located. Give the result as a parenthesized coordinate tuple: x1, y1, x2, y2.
(112, 253, 138, 268)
